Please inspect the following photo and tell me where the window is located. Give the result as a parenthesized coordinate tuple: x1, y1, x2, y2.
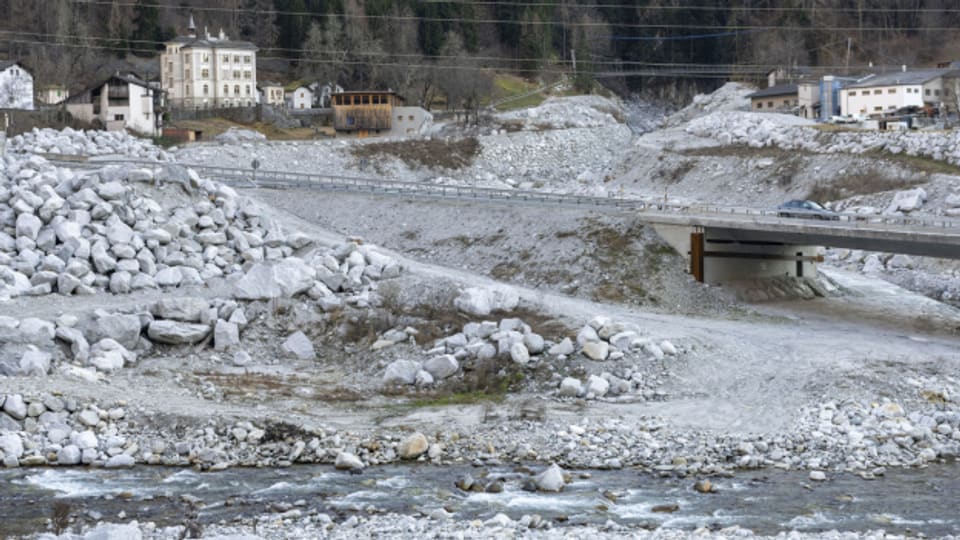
(223, 84, 229, 95)
(373, 95, 381, 104)
(849, 91, 856, 96)
(873, 89, 881, 95)
(362, 95, 370, 104)
(234, 55, 240, 63)
(185, 68, 191, 78)
(408, 115, 414, 121)
(397, 115, 403, 121)
(186, 84, 190, 94)
(244, 56, 251, 64)
(203, 84, 209, 95)
(221, 55, 229, 63)
(935, 89, 941, 96)
(245, 85, 251, 96)
(233, 71, 241, 79)
(167, 62, 173, 73)
(888, 88, 896, 94)
(926, 88, 931, 95)
(202, 54, 209, 62)
(201, 69, 209, 78)
(756, 102, 763, 109)
(243, 71, 251, 79)
(888, 105, 896, 109)
(144, 112, 150, 119)
(114, 114, 124, 121)
(767, 101, 773, 107)
(874, 106, 882, 111)
(234, 85, 240, 96)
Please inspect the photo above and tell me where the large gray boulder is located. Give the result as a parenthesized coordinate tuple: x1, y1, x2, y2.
(153, 297, 209, 322)
(89, 313, 141, 350)
(534, 463, 567, 492)
(281, 331, 315, 360)
(233, 258, 316, 300)
(214, 320, 240, 351)
(147, 320, 211, 344)
(423, 355, 459, 380)
(383, 360, 421, 385)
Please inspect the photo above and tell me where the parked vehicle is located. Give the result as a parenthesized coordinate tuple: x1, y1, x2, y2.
(777, 199, 840, 220)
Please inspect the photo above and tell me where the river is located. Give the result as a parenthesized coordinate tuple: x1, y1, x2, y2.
(2, 463, 957, 537)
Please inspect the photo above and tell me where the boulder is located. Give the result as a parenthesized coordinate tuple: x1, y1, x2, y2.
(214, 320, 240, 351)
(89, 339, 134, 372)
(453, 286, 519, 316)
(585, 375, 610, 397)
(0, 433, 23, 458)
(534, 463, 567, 492)
(3, 394, 27, 420)
(885, 187, 927, 214)
(510, 342, 530, 365)
(398, 432, 429, 459)
(155, 267, 183, 287)
(281, 331, 315, 360)
(147, 320, 211, 344)
(423, 355, 459, 380)
(523, 332, 545, 354)
(19, 346, 51, 376)
(233, 258, 316, 300)
(558, 377, 583, 397)
(153, 298, 209, 322)
(582, 341, 609, 361)
(90, 313, 141, 350)
(548, 337, 575, 356)
(334, 451, 364, 470)
(57, 444, 82, 465)
(105, 454, 136, 468)
(15, 213, 42, 241)
(383, 360, 421, 385)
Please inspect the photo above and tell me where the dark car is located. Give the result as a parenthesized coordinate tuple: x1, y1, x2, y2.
(777, 199, 840, 221)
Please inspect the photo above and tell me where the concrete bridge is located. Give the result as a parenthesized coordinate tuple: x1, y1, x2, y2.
(60, 157, 960, 284)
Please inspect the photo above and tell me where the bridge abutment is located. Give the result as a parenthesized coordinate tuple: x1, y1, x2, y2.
(654, 225, 822, 284)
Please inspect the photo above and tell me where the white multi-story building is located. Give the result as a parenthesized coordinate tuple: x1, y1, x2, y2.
(160, 17, 258, 108)
(0, 61, 34, 110)
(840, 69, 948, 117)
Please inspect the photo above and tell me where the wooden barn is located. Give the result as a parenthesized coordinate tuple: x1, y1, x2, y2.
(331, 90, 402, 137)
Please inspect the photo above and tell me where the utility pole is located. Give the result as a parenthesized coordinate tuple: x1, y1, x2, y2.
(571, 48, 577, 73)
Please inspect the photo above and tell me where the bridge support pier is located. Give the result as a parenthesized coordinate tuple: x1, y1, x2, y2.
(654, 225, 823, 284)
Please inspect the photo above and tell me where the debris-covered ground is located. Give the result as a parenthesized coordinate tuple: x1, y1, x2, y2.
(2, 90, 960, 539)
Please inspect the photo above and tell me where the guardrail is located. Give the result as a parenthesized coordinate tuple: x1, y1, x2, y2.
(45, 156, 960, 232)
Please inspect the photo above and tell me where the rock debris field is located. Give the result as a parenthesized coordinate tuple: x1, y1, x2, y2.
(2, 91, 960, 540)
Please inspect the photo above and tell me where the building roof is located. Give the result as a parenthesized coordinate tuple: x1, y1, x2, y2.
(258, 81, 283, 88)
(332, 90, 399, 95)
(747, 84, 798, 99)
(66, 73, 154, 103)
(847, 69, 949, 88)
(166, 33, 257, 51)
(0, 60, 25, 72)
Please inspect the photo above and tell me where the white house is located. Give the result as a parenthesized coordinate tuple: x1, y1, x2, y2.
(0, 61, 34, 110)
(840, 69, 949, 117)
(160, 16, 258, 108)
(37, 85, 69, 106)
(289, 86, 313, 110)
(258, 81, 284, 107)
(65, 73, 160, 136)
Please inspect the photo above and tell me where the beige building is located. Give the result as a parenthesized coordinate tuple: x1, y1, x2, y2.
(160, 16, 258, 108)
(748, 84, 799, 112)
(258, 81, 284, 107)
(37, 84, 69, 106)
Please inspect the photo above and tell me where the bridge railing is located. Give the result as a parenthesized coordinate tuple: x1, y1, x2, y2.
(49, 156, 960, 231)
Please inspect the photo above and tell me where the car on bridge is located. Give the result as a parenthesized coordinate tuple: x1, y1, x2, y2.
(776, 199, 840, 221)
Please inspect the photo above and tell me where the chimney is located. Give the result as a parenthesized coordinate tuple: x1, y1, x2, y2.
(204, 26, 210, 40)
(187, 14, 196, 38)
(902, 64, 907, 72)
(219, 28, 226, 40)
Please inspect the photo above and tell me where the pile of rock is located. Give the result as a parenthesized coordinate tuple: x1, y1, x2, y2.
(686, 109, 960, 169)
(215, 127, 268, 145)
(8, 127, 171, 160)
(663, 82, 754, 127)
(494, 95, 625, 130)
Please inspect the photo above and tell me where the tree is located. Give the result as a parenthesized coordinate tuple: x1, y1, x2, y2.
(131, 0, 163, 56)
(239, 0, 279, 50)
(106, 0, 132, 58)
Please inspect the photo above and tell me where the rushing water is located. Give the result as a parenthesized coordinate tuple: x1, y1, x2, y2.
(1, 463, 958, 537)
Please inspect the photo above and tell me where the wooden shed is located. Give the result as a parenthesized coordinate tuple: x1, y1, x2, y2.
(331, 91, 402, 136)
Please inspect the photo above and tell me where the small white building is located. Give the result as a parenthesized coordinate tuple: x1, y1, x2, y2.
(65, 73, 160, 136)
(258, 81, 284, 107)
(0, 61, 34, 110)
(289, 86, 313, 110)
(37, 85, 69, 106)
(840, 69, 949, 117)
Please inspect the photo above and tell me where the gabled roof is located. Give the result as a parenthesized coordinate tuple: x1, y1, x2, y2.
(847, 69, 949, 88)
(0, 60, 27, 72)
(166, 34, 257, 51)
(747, 83, 798, 99)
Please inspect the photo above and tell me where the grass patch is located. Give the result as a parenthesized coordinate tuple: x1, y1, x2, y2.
(409, 360, 525, 407)
(806, 167, 923, 202)
(490, 74, 546, 111)
(352, 137, 480, 170)
(496, 93, 546, 112)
